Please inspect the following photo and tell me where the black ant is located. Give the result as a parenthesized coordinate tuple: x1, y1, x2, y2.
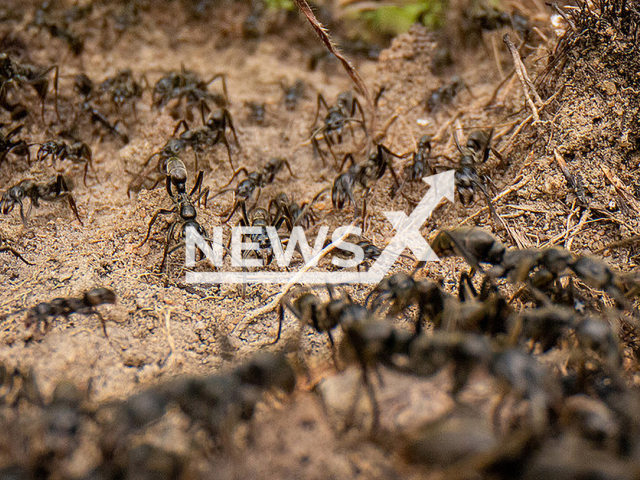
(74, 74, 130, 144)
(20, 287, 116, 339)
(33, 139, 93, 186)
(97, 68, 144, 117)
(452, 129, 501, 205)
(245, 101, 266, 125)
(0, 124, 30, 166)
(368, 272, 452, 335)
(127, 139, 186, 196)
(281, 79, 304, 110)
(152, 66, 228, 118)
(267, 188, 327, 230)
(139, 158, 213, 273)
(426, 76, 470, 112)
(172, 107, 240, 170)
(0, 53, 59, 120)
(128, 108, 240, 197)
(0, 174, 82, 226)
(273, 286, 370, 366)
(29, 0, 85, 55)
(235, 206, 292, 267)
(393, 135, 434, 199)
(212, 157, 295, 222)
(331, 144, 403, 226)
(311, 91, 367, 166)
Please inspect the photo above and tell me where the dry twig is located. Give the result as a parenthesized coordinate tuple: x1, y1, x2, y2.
(503, 34, 542, 122)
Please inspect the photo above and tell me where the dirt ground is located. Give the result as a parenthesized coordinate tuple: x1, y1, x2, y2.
(1, 0, 640, 478)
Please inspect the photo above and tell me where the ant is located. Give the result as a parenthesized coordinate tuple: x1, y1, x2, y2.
(311, 91, 367, 166)
(0, 53, 59, 120)
(152, 66, 228, 118)
(127, 138, 185, 197)
(428, 227, 506, 272)
(245, 101, 266, 125)
(0, 235, 33, 265)
(273, 286, 370, 366)
(97, 68, 144, 117)
(451, 129, 505, 232)
(234, 206, 291, 267)
(268, 189, 327, 229)
(368, 272, 452, 335)
(20, 287, 116, 338)
(393, 135, 434, 199)
(74, 74, 130, 144)
(29, 0, 85, 55)
(0, 174, 82, 226)
(0, 124, 30, 166)
(331, 144, 403, 226)
(172, 107, 240, 170)
(139, 158, 213, 273)
(212, 157, 295, 222)
(426, 76, 470, 112)
(280, 79, 304, 110)
(33, 139, 93, 186)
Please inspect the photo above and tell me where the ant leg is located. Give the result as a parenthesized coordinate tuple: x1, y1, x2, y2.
(326, 330, 341, 371)
(172, 119, 189, 137)
(339, 153, 356, 171)
(221, 167, 249, 189)
(91, 309, 109, 338)
(222, 200, 243, 223)
(361, 196, 368, 233)
(206, 74, 228, 103)
(0, 246, 34, 265)
(189, 171, 204, 197)
(56, 176, 83, 226)
(293, 186, 329, 227)
(310, 93, 329, 129)
(268, 303, 286, 345)
(280, 159, 297, 179)
(324, 135, 339, 169)
(139, 209, 174, 247)
(64, 193, 83, 226)
(452, 125, 464, 154)
(311, 134, 327, 165)
(360, 365, 380, 436)
(195, 186, 210, 209)
(458, 271, 478, 302)
(18, 199, 29, 227)
(222, 108, 240, 147)
(52, 65, 60, 121)
(159, 221, 179, 273)
(219, 136, 235, 170)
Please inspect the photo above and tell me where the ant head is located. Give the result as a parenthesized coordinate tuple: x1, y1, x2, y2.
(418, 135, 432, 149)
(237, 180, 255, 199)
(74, 74, 94, 98)
(336, 91, 353, 108)
(164, 138, 185, 156)
(0, 54, 14, 75)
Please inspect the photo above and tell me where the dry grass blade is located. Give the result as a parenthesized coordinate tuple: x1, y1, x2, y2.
(293, 0, 374, 129)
